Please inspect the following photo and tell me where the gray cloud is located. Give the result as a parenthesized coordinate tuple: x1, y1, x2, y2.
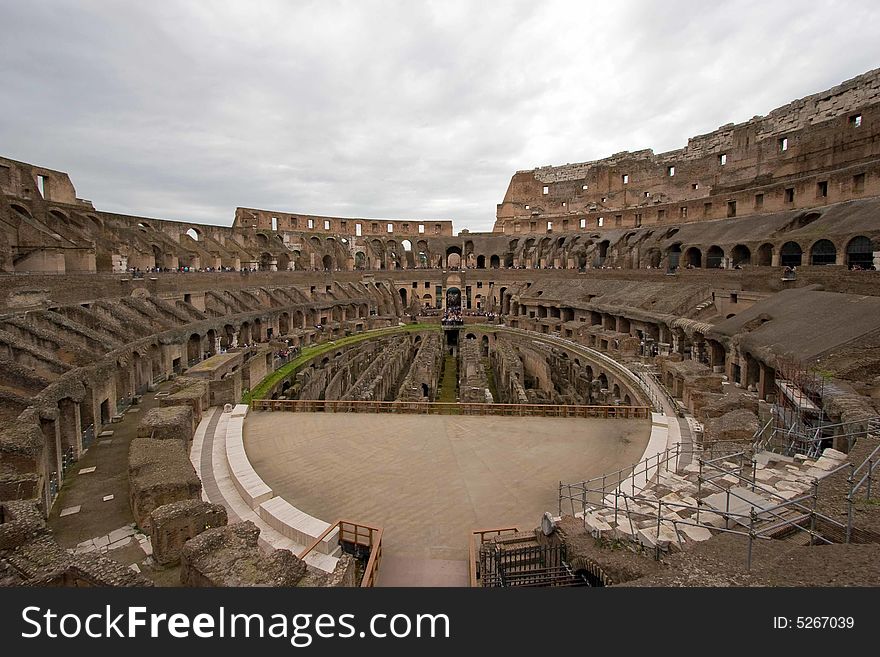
(2, 0, 878, 232)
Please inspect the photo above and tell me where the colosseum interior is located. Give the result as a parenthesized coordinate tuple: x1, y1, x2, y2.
(1, 68, 880, 588)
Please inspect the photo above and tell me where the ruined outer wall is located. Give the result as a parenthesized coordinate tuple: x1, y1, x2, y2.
(495, 68, 880, 233)
(234, 207, 454, 237)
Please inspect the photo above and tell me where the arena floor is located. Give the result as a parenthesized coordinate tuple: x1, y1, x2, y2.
(244, 412, 650, 563)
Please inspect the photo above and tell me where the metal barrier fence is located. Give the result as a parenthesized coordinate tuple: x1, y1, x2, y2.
(558, 440, 861, 568)
(251, 398, 651, 419)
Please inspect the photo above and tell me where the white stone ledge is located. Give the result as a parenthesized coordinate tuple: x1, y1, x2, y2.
(225, 415, 273, 508)
(258, 497, 340, 555)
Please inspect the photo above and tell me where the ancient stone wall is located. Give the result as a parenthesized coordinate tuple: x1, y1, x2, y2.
(128, 437, 202, 532)
(396, 332, 442, 401)
(495, 68, 880, 234)
(149, 499, 228, 566)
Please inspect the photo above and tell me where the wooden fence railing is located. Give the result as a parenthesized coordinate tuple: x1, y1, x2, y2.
(299, 519, 384, 588)
(251, 398, 651, 419)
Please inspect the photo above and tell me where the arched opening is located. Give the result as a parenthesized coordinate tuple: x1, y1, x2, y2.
(598, 373, 609, 390)
(187, 334, 202, 364)
(780, 241, 803, 267)
(401, 239, 412, 252)
(706, 245, 724, 268)
(446, 287, 461, 310)
(810, 239, 836, 266)
(185, 228, 200, 242)
(684, 247, 702, 268)
(597, 240, 610, 266)
(644, 248, 662, 268)
(481, 335, 489, 357)
(730, 244, 751, 267)
(277, 252, 290, 271)
(322, 254, 334, 271)
(279, 312, 290, 335)
(756, 243, 773, 266)
(846, 236, 874, 269)
(446, 246, 462, 269)
(399, 288, 408, 307)
(354, 252, 366, 269)
(667, 243, 682, 270)
(476, 254, 486, 269)
(612, 384, 621, 399)
(490, 254, 500, 268)
(259, 252, 272, 270)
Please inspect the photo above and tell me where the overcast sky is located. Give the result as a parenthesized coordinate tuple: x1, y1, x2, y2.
(2, 1, 879, 233)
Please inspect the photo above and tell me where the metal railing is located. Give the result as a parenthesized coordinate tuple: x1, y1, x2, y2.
(298, 519, 383, 587)
(252, 398, 651, 419)
(755, 415, 880, 458)
(559, 443, 852, 568)
(469, 526, 520, 587)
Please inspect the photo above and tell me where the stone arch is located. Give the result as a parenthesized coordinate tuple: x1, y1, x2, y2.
(666, 243, 682, 269)
(846, 236, 874, 269)
(446, 245, 462, 269)
(730, 244, 751, 266)
(809, 239, 836, 266)
(756, 242, 774, 266)
(684, 246, 702, 268)
(706, 245, 724, 268)
(644, 247, 662, 268)
(780, 241, 803, 267)
(322, 254, 334, 271)
(490, 254, 500, 268)
(476, 254, 486, 269)
(185, 227, 201, 242)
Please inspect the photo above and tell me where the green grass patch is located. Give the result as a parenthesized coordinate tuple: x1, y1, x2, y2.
(244, 323, 441, 404)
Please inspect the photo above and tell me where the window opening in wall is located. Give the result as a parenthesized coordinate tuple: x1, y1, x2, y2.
(704, 202, 712, 216)
(622, 174, 629, 184)
(817, 180, 828, 198)
(562, 202, 566, 207)
(730, 293, 738, 304)
(579, 218, 586, 229)
(355, 223, 362, 236)
(271, 216, 278, 231)
(692, 183, 699, 190)
(597, 217, 604, 227)
(755, 193, 764, 209)
(667, 166, 675, 176)
(779, 137, 788, 152)
(657, 209, 666, 221)
(372, 222, 379, 232)
(547, 221, 553, 232)
(853, 173, 865, 193)
(727, 200, 737, 217)
(524, 204, 529, 210)
(387, 223, 394, 233)
(324, 220, 331, 230)
(719, 153, 727, 165)
(307, 219, 314, 229)
(850, 114, 862, 128)
(680, 206, 688, 219)
(582, 184, 588, 190)
(784, 187, 795, 203)
(530, 222, 537, 231)
(515, 223, 521, 232)
(601, 196, 607, 203)
(418, 224, 424, 234)
(543, 186, 549, 195)
(644, 191, 650, 198)
(37, 174, 48, 198)
(434, 224, 441, 234)
(635, 213, 642, 227)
